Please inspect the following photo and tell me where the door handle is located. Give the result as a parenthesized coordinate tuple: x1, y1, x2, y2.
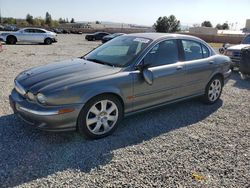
(176, 66, 183, 70)
(209, 61, 214, 65)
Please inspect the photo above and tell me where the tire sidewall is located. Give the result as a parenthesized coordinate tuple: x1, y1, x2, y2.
(77, 95, 123, 139)
(7, 36, 16, 44)
(204, 76, 223, 104)
(44, 38, 52, 45)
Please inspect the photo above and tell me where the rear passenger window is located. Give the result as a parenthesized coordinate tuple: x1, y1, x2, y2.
(202, 45, 210, 58)
(182, 40, 203, 61)
(35, 29, 46, 33)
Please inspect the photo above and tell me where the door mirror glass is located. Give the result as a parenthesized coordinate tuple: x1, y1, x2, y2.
(143, 69, 153, 85)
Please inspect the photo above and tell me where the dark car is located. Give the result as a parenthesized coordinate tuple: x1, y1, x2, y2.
(239, 46, 250, 79)
(85, 32, 110, 41)
(10, 33, 231, 139)
(102, 33, 125, 43)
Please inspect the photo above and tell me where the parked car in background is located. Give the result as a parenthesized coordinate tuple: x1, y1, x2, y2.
(224, 34, 250, 69)
(0, 28, 57, 45)
(85, 32, 110, 41)
(102, 33, 125, 43)
(9, 33, 231, 139)
(0, 25, 4, 31)
(3, 25, 19, 31)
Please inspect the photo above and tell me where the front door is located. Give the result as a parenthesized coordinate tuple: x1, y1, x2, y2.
(132, 39, 187, 111)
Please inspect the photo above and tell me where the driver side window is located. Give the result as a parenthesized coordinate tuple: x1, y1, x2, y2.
(144, 40, 179, 67)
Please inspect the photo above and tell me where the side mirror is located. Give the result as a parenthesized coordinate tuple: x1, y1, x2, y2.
(142, 69, 153, 85)
(223, 43, 230, 49)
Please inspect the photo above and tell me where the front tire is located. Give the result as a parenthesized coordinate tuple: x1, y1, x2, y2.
(203, 76, 223, 104)
(77, 95, 123, 139)
(6, 36, 17, 45)
(44, 38, 52, 45)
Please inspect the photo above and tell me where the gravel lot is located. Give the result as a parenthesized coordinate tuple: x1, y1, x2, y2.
(0, 34, 249, 188)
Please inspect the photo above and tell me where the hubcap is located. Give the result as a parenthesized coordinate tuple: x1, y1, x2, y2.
(86, 100, 118, 135)
(208, 79, 221, 102)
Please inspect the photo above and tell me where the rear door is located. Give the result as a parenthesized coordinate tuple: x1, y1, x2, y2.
(33, 29, 46, 42)
(132, 39, 187, 111)
(180, 39, 216, 95)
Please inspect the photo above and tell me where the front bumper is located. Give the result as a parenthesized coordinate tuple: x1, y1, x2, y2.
(52, 38, 58, 43)
(9, 89, 82, 132)
(224, 69, 232, 84)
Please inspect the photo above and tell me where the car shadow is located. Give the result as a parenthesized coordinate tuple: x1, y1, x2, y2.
(0, 99, 222, 187)
(231, 72, 250, 90)
(2, 43, 49, 46)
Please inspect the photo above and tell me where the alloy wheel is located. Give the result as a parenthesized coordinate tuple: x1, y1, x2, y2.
(208, 79, 222, 102)
(86, 100, 119, 135)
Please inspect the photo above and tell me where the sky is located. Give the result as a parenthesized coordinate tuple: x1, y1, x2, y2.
(0, 0, 249, 29)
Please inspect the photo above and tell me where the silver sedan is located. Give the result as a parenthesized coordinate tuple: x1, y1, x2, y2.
(9, 33, 232, 139)
(0, 28, 57, 45)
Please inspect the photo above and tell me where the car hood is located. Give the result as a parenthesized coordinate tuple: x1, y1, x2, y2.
(16, 58, 122, 93)
(227, 44, 250, 51)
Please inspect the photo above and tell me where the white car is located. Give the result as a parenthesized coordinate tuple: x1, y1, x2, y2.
(0, 28, 57, 45)
(224, 34, 250, 69)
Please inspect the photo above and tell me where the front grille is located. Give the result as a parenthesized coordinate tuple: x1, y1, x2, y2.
(14, 80, 26, 96)
(231, 51, 242, 63)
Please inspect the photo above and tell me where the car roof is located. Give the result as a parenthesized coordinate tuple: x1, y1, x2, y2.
(127, 32, 204, 41)
(21, 28, 47, 31)
(126, 32, 216, 55)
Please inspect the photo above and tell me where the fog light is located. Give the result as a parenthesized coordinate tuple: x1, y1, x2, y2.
(37, 93, 47, 104)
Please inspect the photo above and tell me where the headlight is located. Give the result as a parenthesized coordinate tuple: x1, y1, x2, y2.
(27, 92, 35, 101)
(37, 93, 47, 104)
(225, 51, 233, 56)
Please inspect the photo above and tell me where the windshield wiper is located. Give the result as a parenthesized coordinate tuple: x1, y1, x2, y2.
(86, 58, 117, 67)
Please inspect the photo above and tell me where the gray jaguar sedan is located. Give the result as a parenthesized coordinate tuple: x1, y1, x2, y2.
(10, 33, 232, 139)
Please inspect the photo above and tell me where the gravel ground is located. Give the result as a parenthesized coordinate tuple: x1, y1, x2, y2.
(0, 34, 249, 188)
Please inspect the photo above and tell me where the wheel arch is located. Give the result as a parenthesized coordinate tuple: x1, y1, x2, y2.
(79, 89, 125, 112)
(206, 72, 224, 88)
(6, 35, 17, 41)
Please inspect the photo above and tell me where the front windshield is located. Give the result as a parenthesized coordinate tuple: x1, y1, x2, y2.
(242, 35, 250, 44)
(84, 36, 152, 67)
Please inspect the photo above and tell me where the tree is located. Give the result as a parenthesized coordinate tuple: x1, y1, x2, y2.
(153, 15, 180, 33)
(70, 18, 75, 23)
(3, 17, 16, 24)
(96, 20, 101, 24)
(216, 24, 223, 29)
(26, 14, 34, 25)
(45, 12, 52, 26)
(222, 23, 229, 30)
(201, 21, 213, 27)
(216, 23, 229, 30)
(19, 20, 29, 27)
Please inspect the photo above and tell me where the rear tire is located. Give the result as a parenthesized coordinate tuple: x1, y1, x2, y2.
(44, 38, 52, 45)
(77, 94, 123, 139)
(6, 36, 17, 45)
(203, 76, 223, 104)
